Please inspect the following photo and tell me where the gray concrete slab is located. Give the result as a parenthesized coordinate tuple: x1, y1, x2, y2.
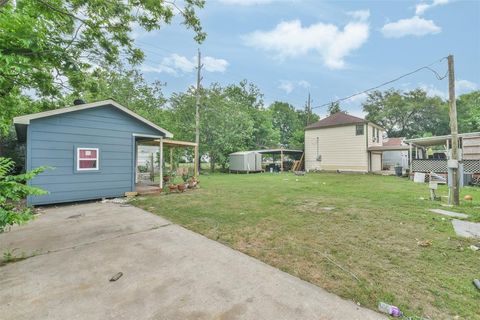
(429, 208, 469, 219)
(0, 202, 385, 320)
(452, 219, 480, 238)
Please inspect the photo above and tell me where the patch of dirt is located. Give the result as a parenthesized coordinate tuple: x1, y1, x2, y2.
(287, 199, 336, 214)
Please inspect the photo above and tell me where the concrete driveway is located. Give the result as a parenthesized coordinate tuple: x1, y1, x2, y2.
(0, 202, 385, 320)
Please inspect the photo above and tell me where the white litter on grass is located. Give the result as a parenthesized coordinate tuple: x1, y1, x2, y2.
(320, 207, 335, 211)
(101, 198, 128, 204)
(452, 220, 480, 238)
(429, 208, 469, 219)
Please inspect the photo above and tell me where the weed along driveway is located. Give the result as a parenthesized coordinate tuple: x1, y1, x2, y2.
(0, 202, 384, 320)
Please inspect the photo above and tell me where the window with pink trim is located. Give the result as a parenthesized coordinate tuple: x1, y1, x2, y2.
(77, 148, 99, 171)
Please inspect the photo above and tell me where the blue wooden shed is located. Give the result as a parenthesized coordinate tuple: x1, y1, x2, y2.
(14, 99, 175, 205)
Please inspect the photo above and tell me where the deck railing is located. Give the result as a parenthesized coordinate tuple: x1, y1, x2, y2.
(412, 159, 480, 173)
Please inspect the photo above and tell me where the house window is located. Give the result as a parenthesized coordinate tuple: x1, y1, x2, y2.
(376, 128, 380, 142)
(355, 124, 364, 135)
(77, 148, 99, 171)
(372, 127, 376, 141)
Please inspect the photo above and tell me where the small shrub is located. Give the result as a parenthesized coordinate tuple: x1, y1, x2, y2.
(0, 157, 47, 232)
(137, 165, 149, 173)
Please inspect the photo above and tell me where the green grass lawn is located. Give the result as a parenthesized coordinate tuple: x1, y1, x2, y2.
(131, 173, 480, 319)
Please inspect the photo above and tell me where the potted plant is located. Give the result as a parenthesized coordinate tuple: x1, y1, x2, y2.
(168, 183, 177, 192)
(177, 183, 187, 192)
(188, 176, 198, 188)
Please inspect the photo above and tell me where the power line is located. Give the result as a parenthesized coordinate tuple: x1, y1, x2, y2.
(311, 56, 449, 110)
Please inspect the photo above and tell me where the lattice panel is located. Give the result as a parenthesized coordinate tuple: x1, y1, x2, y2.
(412, 160, 447, 173)
(464, 160, 480, 173)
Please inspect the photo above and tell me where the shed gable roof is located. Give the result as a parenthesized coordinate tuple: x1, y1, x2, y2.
(13, 99, 173, 140)
(305, 112, 366, 130)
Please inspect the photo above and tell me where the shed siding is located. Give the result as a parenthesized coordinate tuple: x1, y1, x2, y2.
(27, 105, 163, 205)
(305, 124, 368, 172)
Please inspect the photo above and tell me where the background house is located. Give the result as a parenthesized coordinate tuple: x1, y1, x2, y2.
(304, 112, 384, 172)
(14, 100, 175, 205)
(381, 137, 409, 170)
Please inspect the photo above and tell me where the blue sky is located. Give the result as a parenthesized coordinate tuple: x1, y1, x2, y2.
(134, 0, 480, 117)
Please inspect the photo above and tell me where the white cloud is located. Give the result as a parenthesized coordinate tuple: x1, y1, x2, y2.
(219, 0, 273, 5)
(456, 79, 479, 93)
(381, 16, 441, 38)
(298, 80, 311, 88)
(420, 83, 447, 99)
(415, 0, 449, 15)
(243, 10, 370, 69)
(418, 79, 478, 99)
(164, 54, 196, 73)
(278, 80, 311, 94)
(141, 54, 228, 75)
(278, 80, 295, 94)
(344, 92, 368, 105)
(203, 56, 229, 72)
(347, 10, 370, 22)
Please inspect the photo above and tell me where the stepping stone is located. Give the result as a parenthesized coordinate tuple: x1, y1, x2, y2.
(452, 220, 480, 238)
(429, 208, 469, 219)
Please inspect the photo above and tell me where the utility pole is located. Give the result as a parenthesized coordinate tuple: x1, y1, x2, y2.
(194, 49, 202, 176)
(305, 92, 312, 126)
(448, 54, 459, 205)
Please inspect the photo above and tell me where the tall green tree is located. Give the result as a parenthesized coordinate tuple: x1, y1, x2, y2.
(169, 84, 254, 171)
(269, 101, 303, 148)
(327, 101, 342, 115)
(224, 80, 279, 149)
(0, 0, 205, 135)
(362, 88, 449, 138)
(72, 67, 169, 127)
(457, 90, 480, 133)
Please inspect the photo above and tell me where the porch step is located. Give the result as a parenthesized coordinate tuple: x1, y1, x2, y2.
(136, 185, 162, 195)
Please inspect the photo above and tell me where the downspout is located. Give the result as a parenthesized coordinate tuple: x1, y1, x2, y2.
(159, 138, 163, 189)
(366, 123, 369, 172)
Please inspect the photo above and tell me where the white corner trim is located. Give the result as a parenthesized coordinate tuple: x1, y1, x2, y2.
(13, 99, 174, 138)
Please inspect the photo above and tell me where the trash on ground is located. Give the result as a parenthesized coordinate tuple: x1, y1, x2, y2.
(320, 207, 335, 211)
(101, 198, 128, 204)
(417, 239, 432, 247)
(473, 279, 480, 291)
(67, 214, 83, 219)
(378, 302, 403, 317)
(429, 208, 469, 219)
(469, 243, 479, 251)
(109, 272, 123, 282)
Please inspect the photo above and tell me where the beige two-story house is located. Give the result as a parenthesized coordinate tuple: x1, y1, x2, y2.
(304, 112, 385, 172)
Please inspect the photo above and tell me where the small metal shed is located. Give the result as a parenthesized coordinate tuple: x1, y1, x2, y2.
(229, 151, 262, 173)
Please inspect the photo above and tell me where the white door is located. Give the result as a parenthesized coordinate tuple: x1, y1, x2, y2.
(371, 153, 382, 172)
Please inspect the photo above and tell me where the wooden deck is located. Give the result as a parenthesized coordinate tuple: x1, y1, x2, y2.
(136, 184, 162, 195)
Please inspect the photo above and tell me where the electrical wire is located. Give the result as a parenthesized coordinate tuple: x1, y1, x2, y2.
(311, 56, 449, 110)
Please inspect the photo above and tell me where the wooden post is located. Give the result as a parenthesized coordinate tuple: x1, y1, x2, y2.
(150, 152, 154, 182)
(280, 147, 284, 172)
(194, 144, 199, 177)
(409, 143, 413, 173)
(134, 141, 138, 184)
(194, 49, 202, 175)
(448, 54, 459, 205)
(159, 138, 163, 189)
